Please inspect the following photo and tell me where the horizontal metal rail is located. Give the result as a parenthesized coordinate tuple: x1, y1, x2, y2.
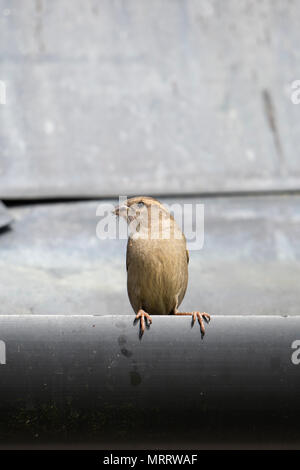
(0, 315, 299, 447)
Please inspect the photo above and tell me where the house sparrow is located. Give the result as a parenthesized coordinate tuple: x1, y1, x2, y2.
(113, 196, 210, 337)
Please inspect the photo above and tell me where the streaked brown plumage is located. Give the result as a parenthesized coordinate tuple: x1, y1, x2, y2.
(114, 196, 210, 336)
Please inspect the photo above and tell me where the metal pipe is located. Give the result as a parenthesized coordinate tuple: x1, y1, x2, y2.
(0, 315, 299, 446)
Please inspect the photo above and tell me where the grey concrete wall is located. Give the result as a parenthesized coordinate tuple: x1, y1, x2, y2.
(0, 0, 300, 198)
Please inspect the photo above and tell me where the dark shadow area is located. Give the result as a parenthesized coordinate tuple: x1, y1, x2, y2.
(3, 188, 300, 208)
(0, 225, 12, 236)
(0, 405, 299, 449)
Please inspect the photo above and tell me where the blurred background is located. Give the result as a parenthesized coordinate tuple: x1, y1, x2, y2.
(0, 0, 300, 317)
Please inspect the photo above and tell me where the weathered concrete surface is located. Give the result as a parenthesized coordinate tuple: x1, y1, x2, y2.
(0, 201, 12, 229)
(0, 196, 299, 316)
(0, 0, 300, 198)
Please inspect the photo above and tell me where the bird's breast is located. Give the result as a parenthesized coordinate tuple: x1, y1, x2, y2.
(126, 237, 188, 315)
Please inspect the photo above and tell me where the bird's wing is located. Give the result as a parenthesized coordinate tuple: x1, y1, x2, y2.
(186, 249, 189, 264)
(126, 246, 129, 271)
(126, 239, 132, 271)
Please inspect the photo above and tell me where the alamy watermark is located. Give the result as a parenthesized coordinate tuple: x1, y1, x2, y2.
(291, 80, 300, 104)
(96, 196, 205, 250)
(0, 81, 6, 105)
(0, 341, 6, 365)
(291, 340, 300, 365)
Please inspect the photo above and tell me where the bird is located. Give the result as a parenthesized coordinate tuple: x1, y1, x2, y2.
(113, 196, 210, 337)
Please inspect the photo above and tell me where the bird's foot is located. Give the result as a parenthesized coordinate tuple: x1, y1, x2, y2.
(192, 312, 211, 337)
(175, 311, 211, 337)
(134, 309, 152, 337)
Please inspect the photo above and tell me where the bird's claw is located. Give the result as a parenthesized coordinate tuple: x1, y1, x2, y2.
(134, 309, 152, 337)
(192, 312, 211, 337)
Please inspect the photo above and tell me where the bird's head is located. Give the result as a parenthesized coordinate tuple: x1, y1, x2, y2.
(113, 196, 178, 240)
(113, 196, 170, 223)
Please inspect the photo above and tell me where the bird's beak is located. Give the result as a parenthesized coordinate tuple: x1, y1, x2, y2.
(112, 204, 127, 217)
